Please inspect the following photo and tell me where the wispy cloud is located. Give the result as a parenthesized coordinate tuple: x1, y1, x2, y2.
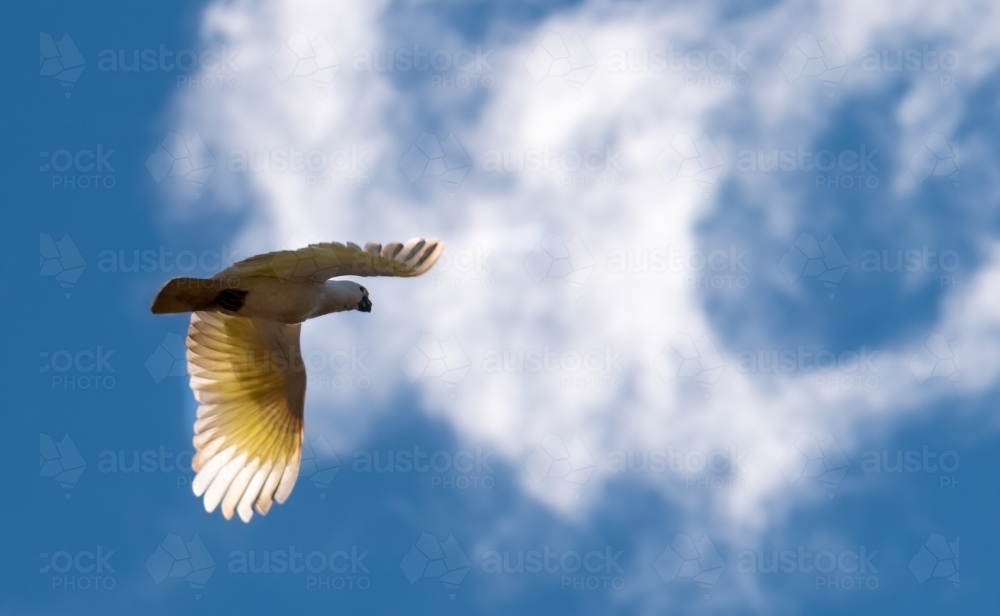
(160, 0, 1000, 606)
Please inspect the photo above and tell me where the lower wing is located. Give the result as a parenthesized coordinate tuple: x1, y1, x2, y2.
(185, 311, 306, 522)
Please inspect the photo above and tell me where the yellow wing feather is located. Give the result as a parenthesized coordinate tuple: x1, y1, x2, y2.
(185, 311, 305, 522)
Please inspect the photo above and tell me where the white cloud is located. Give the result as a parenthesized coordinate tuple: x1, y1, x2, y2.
(164, 0, 1000, 552)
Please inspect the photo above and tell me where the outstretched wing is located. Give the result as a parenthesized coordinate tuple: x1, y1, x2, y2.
(215, 238, 444, 283)
(185, 311, 306, 522)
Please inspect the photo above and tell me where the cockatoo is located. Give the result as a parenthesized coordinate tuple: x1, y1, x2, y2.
(150, 238, 443, 522)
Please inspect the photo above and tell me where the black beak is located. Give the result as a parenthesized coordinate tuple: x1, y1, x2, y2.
(356, 296, 372, 313)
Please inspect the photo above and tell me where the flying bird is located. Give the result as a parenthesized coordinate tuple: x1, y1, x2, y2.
(150, 238, 443, 522)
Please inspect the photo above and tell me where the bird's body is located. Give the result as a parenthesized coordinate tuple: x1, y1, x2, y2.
(150, 237, 443, 521)
(215, 277, 323, 323)
(154, 276, 365, 323)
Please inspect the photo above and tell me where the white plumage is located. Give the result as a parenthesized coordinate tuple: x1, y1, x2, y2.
(151, 238, 443, 521)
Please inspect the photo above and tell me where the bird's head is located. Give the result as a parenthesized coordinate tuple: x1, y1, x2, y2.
(355, 284, 372, 313)
(319, 280, 371, 315)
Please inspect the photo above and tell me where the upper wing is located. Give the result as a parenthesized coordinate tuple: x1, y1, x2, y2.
(185, 311, 306, 522)
(215, 238, 444, 283)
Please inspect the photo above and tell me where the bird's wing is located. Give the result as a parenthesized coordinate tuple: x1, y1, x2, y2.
(185, 311, 306, 522)
(215, 238, 444, 283)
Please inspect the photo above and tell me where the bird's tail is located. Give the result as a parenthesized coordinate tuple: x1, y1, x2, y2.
(151, 277, 227, 314)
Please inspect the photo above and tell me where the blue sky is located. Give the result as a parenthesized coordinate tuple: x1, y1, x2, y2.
(6, 0, 1000, 613)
